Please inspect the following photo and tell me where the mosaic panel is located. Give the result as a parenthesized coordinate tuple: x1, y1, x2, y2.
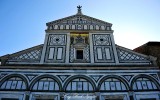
(117, 47, 150, 63)
(25, 74, 37, 81)
(48, 34, 66, 46)
(9, 47, 42, 62)
(57, 75, 70, 82)
(89, 75, 103, 82)
(92, 34, 111, 46)
(122, 75, 134, 82)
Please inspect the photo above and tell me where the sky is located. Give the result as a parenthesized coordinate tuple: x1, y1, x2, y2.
(0, 0, 160, 56)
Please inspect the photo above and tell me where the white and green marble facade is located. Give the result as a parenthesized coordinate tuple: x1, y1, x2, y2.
(0, 6, 159, 100)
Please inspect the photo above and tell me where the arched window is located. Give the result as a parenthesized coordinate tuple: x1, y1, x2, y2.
(31, 77, 60, 91)
(66, 78, 94, 91)
(100, 78, 127, 91)
(132, 77, 158, 90)
(0, 76, 27, 90)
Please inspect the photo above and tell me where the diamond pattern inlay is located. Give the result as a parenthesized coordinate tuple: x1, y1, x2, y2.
(11, 49, 41, 60)
(8, 45, 43, 62)
(116, 46, 150, 63)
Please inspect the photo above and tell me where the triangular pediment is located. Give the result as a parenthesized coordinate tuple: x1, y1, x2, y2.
(46, 14, 112, 31)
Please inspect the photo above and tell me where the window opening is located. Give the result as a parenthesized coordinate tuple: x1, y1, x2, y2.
(76, 50, 83, 59)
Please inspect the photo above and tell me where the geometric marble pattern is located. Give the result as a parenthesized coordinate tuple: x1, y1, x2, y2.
(150, 74, 159, 81)
(0, 73, 8, 80)
(11, 49, 41, 60)
(92, 34, 111, 46)
(116, 46, 151, 63)
(89, 75, 103, 82)
(57, 75, 70, 82)
(122, 75, 134, 82)
(25, 74, 37, 81)
(48, 34, 66, 46)
(8, 44, 43, 62)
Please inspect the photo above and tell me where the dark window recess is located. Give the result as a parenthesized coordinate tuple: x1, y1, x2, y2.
(76, 50, 83, 59)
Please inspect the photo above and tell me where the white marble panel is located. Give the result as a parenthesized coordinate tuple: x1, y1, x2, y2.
(142, 81, 147, 89)
(66, 83, 71, 90)
(1, 81, 7, 89)
(54, 25, 58, 29)
(133, 83, 137, 90)
(121, 83, 126, 90)
(89, 83, 93, 90)
(6, 81, 12, 89)
(72, 82, 76, 90)
(105, 48, 111, 59)
(11, 81, 17, 89)
(84, 25, 87, 29)
(33, 82, 38, 90)
(96, 25, 99, 30)
(101, 82, 105, 90)
(83, 82, 88, 91)
(136, 81, 142, 90)
(49, 82, 54, 90)
(115, 82, 121, 90)
(97, 48, 103, 59)
(48, 48, 55, 59)
(110, 82, 116, 90)
(55, 82, 59, 90)
(66, 25, 69, 29)
(78, 82, 82, 91)
(146, 81, 152, 89)
(90, 25, 93, 30)
(72, 25, 75, 29)
(16, 81, 22, 89)
(21, 82, 26, 89)
(43, 82, 49, 90)
(152, 82, 157, 89)
(105, 82, 110, 90)
(60, 25, 63, 29)
(57, 48, 63, 59)
(101, 25, 105, 30)
(38, 82, 43, 90)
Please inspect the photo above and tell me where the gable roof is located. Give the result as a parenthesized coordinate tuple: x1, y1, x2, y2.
(45, 12, 113, 32)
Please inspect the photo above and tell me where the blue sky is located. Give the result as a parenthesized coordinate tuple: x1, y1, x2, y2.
(0, 0, 160, 56)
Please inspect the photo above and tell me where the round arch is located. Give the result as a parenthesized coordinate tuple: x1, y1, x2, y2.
(98, 75, 129, 91)
(63, 75, 96, 92)
(130, 74, 160, 91)
(0, 74, 29, 90)
(29, 74, 62, 91)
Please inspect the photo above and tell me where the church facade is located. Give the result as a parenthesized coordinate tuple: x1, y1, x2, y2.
(0, 6, 160, 100)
